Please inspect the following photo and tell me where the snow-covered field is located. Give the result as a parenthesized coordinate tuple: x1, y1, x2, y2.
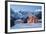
(11, 23, 42, 29)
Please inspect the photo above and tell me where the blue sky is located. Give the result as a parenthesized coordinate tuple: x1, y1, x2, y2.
(10, 5, 42, 12)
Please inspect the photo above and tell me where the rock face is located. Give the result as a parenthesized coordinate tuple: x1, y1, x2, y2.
(27, 16, 38, 23)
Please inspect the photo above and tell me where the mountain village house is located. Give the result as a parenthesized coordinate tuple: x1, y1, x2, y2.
(27, 16, 38, 23)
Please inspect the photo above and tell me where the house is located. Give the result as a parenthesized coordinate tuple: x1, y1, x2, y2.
(27, 16, 38, 23)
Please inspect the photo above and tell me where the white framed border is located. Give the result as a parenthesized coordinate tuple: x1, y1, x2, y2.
(7, 1, 45, 32)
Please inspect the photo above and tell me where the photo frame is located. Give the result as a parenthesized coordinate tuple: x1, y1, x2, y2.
(5, 1, 45, 33)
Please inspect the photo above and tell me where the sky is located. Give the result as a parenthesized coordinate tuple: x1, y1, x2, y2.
(10, 5, 42, 12)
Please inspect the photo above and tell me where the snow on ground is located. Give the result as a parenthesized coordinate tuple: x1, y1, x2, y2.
(11, 23, 42, 29)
